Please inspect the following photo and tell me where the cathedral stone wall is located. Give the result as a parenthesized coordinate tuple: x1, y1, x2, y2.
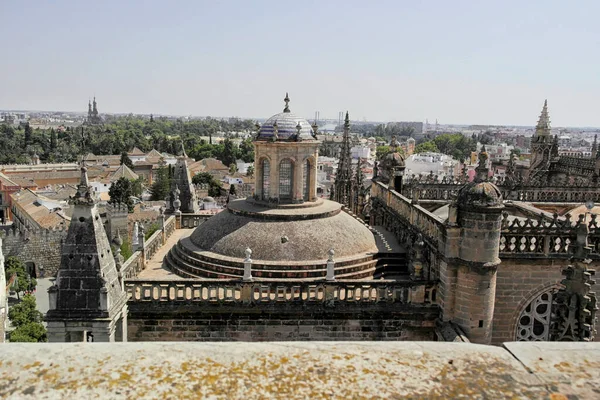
(491, 259, 566, 345)
(2, 228, 67, 277)
(127, 303, 439, 342)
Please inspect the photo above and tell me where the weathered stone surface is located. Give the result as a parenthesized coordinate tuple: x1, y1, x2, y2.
(0, 342, 597, 399)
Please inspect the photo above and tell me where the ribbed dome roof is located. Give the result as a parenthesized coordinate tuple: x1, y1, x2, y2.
(257, 93, 316, 141)
(457, 181, 503, 208)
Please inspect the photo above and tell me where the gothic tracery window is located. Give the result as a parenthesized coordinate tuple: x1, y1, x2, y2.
(262, 159, 270, 199)
(279, 159, 293, 199)
(516, 289, 557, 341)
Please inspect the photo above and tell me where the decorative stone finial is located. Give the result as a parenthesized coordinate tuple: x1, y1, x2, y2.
(390, 135, 399, 151)
(243, 247, 253, 281)
(283, 93, 290, 113)
(475, 146, 489, 182)
(311, 122, 318, 139)
(326, 249, 336, 281)
(344, 111, 350, 130)
(295, 122, 302, 142)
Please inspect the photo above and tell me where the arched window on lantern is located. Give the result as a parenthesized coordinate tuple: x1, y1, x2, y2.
(261, 159, 270, 200)
(279, 159, 293, 200)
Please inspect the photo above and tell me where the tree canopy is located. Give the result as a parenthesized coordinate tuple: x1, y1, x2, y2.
(108, 177, 135, 212)
(0, 115, 257, 166)
(192, 172, 222, 197)
(5, 256, 36, 299)
(414, 133, 476, 161)
(8, 294, 47, 342)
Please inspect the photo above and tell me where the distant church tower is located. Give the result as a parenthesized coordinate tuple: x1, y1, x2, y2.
(85, 97, 102, 125)
(528, 100, 555, 182)
(46, 163, 128, 342)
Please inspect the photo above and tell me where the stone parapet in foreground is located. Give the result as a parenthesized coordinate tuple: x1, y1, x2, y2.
(0, 342, 598, 398)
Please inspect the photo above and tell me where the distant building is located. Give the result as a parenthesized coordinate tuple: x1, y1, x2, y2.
(84, 97, 102, 125)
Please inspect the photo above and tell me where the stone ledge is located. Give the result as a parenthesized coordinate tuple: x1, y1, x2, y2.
(0, 341, 598, 398)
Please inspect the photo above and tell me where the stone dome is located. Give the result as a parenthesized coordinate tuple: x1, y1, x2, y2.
(258, 112, 315, 141)
(189, 200, 376, 261)
(165, 199, 379, 280)
(203, 196, 215, 203)
(457, 181, 503, 208)
(257, 93, 315, 141)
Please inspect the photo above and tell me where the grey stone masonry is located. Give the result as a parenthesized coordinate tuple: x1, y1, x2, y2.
(46, 165, 127, 341)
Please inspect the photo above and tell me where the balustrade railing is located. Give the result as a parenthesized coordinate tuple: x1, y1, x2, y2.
(144, 230, 162, 260)
(121, 251, 143, 279)
(164, 215, 176, 239)
(125, 279, 437, 305)
(372, 182, 446, 249)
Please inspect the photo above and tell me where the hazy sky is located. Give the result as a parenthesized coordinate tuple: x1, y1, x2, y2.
(1, 1, 599, 126)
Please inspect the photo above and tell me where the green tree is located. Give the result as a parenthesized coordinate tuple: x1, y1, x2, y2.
(131, 177, 144, 198)
(24, 123, 32, 146)
(229, 163, 237, 175)
(192, 172, 222, 197)
(221, 137, 237, 167)
(414, 141, 439, 154)
(8, 294, 43, 327)
(5, 256, 36, 299)
(238, 137, 255, 163)
(108, 177, 134, 212)
(120, 151, 134, 169)
(150, 164, 171, 201)
(8, 294, 47, 342)
(246, 165, 254, 178)
(50, 129, 57, 151)
(229, 184, 237, 196)
(376, 145, 391, 160)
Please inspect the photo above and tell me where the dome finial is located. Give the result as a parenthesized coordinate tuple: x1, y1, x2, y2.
(283, 92, 290, 113)
(475, 145, 489, 182)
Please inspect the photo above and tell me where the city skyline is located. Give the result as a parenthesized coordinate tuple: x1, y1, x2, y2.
(1, 1, 599, 126)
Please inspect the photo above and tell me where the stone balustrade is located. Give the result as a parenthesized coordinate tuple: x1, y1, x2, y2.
(121, 251, 143, 279)
(402, 179, 600, 203)
(125, 279, 437, 305)
(163, 215, 176, 239)
(372, 182, 446, 250)
(143, 230, 162, 260)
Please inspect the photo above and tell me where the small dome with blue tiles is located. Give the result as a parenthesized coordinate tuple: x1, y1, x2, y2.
(257, 93, 316, 141)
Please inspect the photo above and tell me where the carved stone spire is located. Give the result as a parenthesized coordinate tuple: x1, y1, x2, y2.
(283, 92, 290, 113)
(550, 222, 597, 342)
(535, 99, 551, 137)
(333, 111, 353, 205)
(47, 151, 128, 341)
(593, 135, 598, 159)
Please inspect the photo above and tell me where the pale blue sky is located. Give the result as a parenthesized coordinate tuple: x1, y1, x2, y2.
(1, 0, 599, 126)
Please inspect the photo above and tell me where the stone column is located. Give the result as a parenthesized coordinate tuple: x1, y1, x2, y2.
(293, 158, 303, 203)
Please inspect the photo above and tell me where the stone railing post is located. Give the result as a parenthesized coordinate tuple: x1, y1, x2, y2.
(243, 247, 253, 281)
(326, 249, 335, 281)
(160, 208, 166, 245)
(138, 224, 146, 265)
